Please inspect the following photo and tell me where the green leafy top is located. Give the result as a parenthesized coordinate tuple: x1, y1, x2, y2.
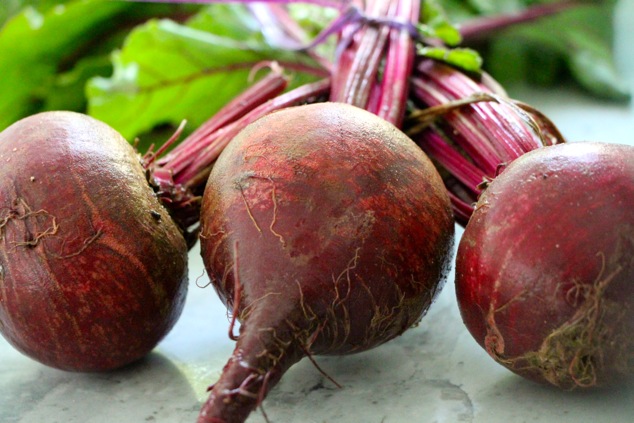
(0, 1, 127, 129)
(0, 0, 628, 139)
(0, 0, 203, 132)
(87, 8, 321, 141)
(0, 0, 322, 139)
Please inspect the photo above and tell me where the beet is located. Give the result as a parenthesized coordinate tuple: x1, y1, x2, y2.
(456, 142, 634, 389)
(0, 111, 188, 372)
(198, 102, 455, 422)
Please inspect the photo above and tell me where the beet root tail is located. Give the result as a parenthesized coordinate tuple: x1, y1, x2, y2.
(197, 320, 305, 423)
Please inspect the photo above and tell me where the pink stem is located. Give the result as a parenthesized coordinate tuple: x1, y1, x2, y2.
(374, 0, 418, 126)
(417, 130, 484, 191)
(176, 78, 331, 188)
(331, 0, 392, 107)
(460, 0, 582, 42)
(329, 0, 418, 127)
(156, 64, 289, 181)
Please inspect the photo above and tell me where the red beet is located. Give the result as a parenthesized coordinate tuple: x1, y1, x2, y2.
(198, 102, 455, 422)
(456, 142, 634, 389)
(0, 111, 188, 371)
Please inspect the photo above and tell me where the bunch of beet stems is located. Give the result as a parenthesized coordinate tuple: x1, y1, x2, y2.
(140, 0, 420, 242)
(328, 0, 418, 126)
(144, 0, 578, 230)
(406, 59, 566, 224)
(401, 0, 590, 224)
(251, 0, 569, 224)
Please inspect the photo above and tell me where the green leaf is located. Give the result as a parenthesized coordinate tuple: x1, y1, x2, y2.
(418, 46, 483, 73)
(487, 3, 629, 101)
(442, 1, 628, 101)
(565, 29, 630, 102)
(0, 0, 129, 130)
(420, 0, 463, 46)
(46, 54, 114, 112)
(0, 0, 202, 131)
(465, 0, 524, 15)
(187, 4, 264, 41)
(0, 0, 75, 26)
(87, 15, 319, 140)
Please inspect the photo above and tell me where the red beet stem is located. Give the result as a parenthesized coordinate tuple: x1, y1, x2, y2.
(177, 77, 331, 189)
(374, 0, 418, 125)
(417, 129, 484, 191)
(330, 0, 392, 108)
(144, 65, 329, 238)
(459, 0, 583, 42)
(150, 63, 289, 188)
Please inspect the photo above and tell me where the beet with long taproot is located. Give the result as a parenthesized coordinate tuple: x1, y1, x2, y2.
(198, 102, 455, 423)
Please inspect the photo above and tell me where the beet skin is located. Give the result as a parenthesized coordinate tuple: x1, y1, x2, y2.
(198, 102, 455, 422)
(456, 142, 634, 389)
(0, 111, 188, 371)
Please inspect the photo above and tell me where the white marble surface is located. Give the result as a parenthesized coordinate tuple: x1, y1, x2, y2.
(2, 2, 634, 422)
